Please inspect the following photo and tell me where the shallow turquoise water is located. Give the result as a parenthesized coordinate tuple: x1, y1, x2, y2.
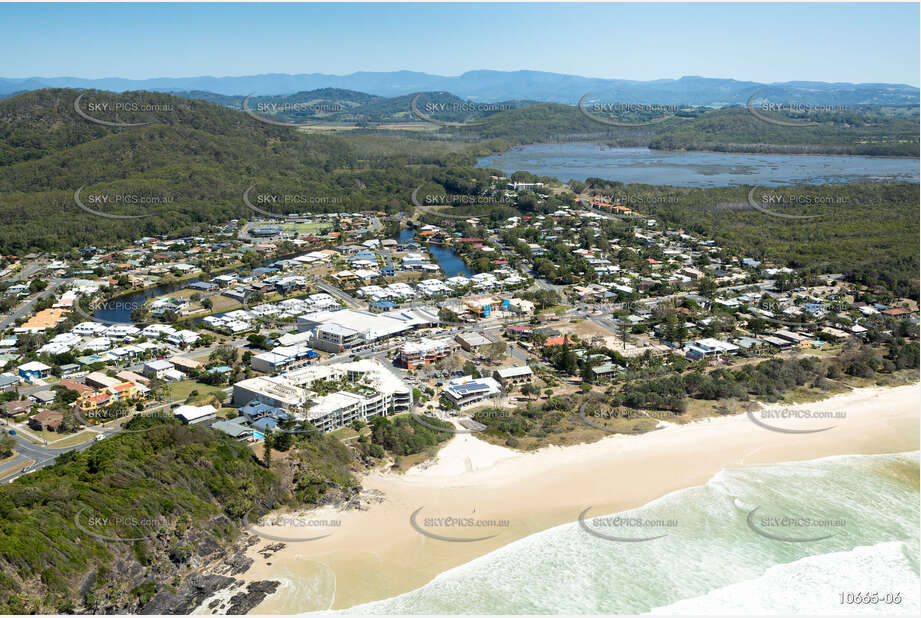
(335, 452, 920, 614)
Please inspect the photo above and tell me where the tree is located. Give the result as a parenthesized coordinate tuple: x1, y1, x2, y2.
(618, 320, 631, 350)
(484, 341, 507, 361)
(698, 276, 718, 298)
(0, 433, 15, 458)
(262, 433, 273, 468)
(247, 333, 269, 349)
(273, 432, 293, 451)
(521, 382, 539, 400)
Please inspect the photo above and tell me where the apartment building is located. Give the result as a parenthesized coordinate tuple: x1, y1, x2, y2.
(398, 337, 458, 369)
(232, 359, 412, 432)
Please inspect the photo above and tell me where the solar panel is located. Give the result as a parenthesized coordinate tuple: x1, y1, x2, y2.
(453, 383, 489, 395)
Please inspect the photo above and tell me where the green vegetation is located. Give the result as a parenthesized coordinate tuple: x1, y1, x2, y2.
(355, 414, 453, 459)
(497, 178, 919, 300)
(629, 181, 920, 299)
(459, 103, 919, 156)
(615, 340, 919, 412)
(475, 339, 919, 449)
(0, 89, 457, 253)
(149, 89, 921, 157)
(0, 415, 358, 613)
(648, 106, 920, 157)
(2, 88, 916, 255)
(0, 433, 14, 458)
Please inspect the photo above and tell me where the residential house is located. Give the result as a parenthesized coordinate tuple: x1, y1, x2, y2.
(493, 365, 534, 387)
(28, 409, 64, 431)
(173, 404, 218, 424)
(18, 361, 51, 381)
(143, 359, 175, 379)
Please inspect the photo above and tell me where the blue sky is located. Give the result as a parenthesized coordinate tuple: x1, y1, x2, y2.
(2, 2, 919, 85)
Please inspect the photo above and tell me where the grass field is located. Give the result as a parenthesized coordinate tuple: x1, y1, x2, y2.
(48, 431, 97, 447)
(297, 122, 439, 134)
(21, 429, 96, 447)
(282, 222, 332, 234)
(167, 380, 229, 406)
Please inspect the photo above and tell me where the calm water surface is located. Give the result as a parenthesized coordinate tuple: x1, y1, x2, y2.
(477, 143, 920, 187)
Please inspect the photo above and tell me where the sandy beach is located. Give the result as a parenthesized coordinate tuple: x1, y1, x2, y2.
(236, 383, 920, 613)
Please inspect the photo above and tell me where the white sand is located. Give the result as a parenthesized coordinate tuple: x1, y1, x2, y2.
(238, 383, 920, 613)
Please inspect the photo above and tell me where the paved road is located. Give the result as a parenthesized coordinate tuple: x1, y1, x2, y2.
(10, 258, 45, 282)
(0, 277, 64, 333)
(0, 426, 101, 483)
(0, 396, 182, 484)
(522, 263, 566, 293)
(314, 278, 362, 309)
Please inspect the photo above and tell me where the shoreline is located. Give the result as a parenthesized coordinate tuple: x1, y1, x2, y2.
(238, 382, 920, 613)
(488, 140, 921, 160)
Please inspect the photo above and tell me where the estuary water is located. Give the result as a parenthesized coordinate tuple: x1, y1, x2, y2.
(476, 143, 920, 187)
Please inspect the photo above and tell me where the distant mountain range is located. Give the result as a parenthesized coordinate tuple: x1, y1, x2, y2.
(0, 71, 917, 106)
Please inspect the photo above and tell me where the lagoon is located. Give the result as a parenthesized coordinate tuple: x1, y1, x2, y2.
(477, 143, 920, 187)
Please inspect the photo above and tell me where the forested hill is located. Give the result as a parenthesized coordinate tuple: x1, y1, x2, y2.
(0, 88, 447, 253)
(452, 103, 920, 156)
(152, 87, 921, 158)
(0, 416, 356, 614)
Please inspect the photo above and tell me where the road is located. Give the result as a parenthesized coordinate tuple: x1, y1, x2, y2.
(314, 278, 362, 309)
(10, 258, 45, 282)
(0, 277, 64, 333)
(0, 396, 181, 484)
(521, 262, 566, 293)
(0, 426, 100, 483)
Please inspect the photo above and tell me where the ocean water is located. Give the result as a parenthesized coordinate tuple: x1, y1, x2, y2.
(337, 452, 919, 614)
